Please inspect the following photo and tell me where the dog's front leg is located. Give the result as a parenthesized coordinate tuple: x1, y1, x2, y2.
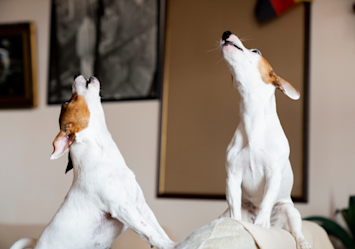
(139, 202, 172, 241)
(226, 174, 243, 220)
(254, 172, 282, 228)
(109, 202, 176, 249)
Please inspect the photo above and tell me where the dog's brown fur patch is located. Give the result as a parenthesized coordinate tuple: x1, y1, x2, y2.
(53, 93, 90, 149)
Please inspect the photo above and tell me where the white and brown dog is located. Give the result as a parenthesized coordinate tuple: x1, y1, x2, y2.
(11, 75, 177, 249)
(218, 31, 311, 249)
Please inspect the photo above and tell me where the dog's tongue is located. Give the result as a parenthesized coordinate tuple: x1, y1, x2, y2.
(65, 152, 73, 174)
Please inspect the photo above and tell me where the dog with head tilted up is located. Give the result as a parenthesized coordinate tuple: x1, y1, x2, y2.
(10, 76, 178, 249)
(218, 31, 311, 249)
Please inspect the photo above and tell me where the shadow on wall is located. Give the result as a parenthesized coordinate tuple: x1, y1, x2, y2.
(0, 224, 164, 249)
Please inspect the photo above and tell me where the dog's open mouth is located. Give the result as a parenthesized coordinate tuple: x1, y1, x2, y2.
(86, 77, 91, 88)
(222, 41, 243, 51)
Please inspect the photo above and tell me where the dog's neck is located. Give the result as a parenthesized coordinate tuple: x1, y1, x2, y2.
(69, 102, 122, 178)
(234, 78, 279, 140)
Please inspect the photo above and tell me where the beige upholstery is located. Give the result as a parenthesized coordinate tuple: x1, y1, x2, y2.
(177, 218, 334, 249)
(0, 224, 153, 249)
(177, 218, 258, 249)
(1, 219, 333, 249)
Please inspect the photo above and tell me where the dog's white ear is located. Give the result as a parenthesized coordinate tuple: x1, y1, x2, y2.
(274, 75, 300, 100)
(50, 131, 74, 160)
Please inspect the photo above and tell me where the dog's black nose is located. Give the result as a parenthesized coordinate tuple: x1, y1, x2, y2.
(222, 31, 232, 41)
(73, 74, 80, 81)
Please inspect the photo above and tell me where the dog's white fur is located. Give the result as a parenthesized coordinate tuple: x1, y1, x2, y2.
(11, 76, 177, 249)
(219, 33, 311, 249)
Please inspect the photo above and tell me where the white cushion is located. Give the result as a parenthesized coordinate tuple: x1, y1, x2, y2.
(177, 218, 258, 249)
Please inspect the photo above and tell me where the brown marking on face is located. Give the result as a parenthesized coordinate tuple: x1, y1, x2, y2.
(258, 57, 299, 96)
(52, 93, 90, 151)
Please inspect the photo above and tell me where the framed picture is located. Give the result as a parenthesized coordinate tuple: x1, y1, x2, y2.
(48, 0, 161, 104)
(0, 23, 37, 108)
(158, 0, 310, 202)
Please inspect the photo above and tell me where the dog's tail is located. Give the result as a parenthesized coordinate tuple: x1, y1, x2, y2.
(10, 238, 37, 249)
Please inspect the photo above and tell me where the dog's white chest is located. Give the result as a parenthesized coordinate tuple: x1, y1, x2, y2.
(229, 144, 267, 201)
(241, 165, 266, 203)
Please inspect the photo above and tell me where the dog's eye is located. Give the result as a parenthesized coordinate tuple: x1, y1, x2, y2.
(251, 49, 261, 55)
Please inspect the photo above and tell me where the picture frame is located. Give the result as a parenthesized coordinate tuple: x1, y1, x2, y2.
(48, 0, 162, 104)
(158, 0, 311, 202)
(0, 22, 38, 108)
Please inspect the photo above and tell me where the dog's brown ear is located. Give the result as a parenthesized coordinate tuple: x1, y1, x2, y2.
(259, 57, 300, 100)
(273, 73, 300, 100)
(50, 129, 75, 160)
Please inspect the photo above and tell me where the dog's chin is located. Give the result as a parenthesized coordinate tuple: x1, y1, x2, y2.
(221, 52, 236, 68)
(87, 86, 101, 97)
(222, 44, 237, 54)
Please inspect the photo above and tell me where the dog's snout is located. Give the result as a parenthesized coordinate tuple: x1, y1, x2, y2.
(222, 31, 232, 41)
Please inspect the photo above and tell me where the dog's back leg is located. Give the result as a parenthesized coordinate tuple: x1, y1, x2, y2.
(271, 203, 311, 249)
(10, 238, 37, 249)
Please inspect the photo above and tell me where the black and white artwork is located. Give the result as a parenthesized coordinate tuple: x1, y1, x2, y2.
(0, 23, 37, 108)
(0, 36, 25, 97)
(48, 0, 159, 104)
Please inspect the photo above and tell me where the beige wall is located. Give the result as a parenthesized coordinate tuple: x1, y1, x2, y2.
(296, 0, 355, 221)
(0, 0, 354, 246)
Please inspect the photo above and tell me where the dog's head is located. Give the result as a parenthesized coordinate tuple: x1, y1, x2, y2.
(50, 75, 101, 160)
(220, 31, 300, 100)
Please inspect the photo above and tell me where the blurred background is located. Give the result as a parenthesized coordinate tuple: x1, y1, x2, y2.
(0, 0, 355, 248)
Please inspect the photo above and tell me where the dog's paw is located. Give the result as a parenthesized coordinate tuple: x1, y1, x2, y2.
(161, 241, 180, 249)
(254, 216, 270, 229)
(296, 240, 312, 249)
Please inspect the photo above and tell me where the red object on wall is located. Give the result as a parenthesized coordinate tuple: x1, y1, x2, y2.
(270, 0, 295, 15)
